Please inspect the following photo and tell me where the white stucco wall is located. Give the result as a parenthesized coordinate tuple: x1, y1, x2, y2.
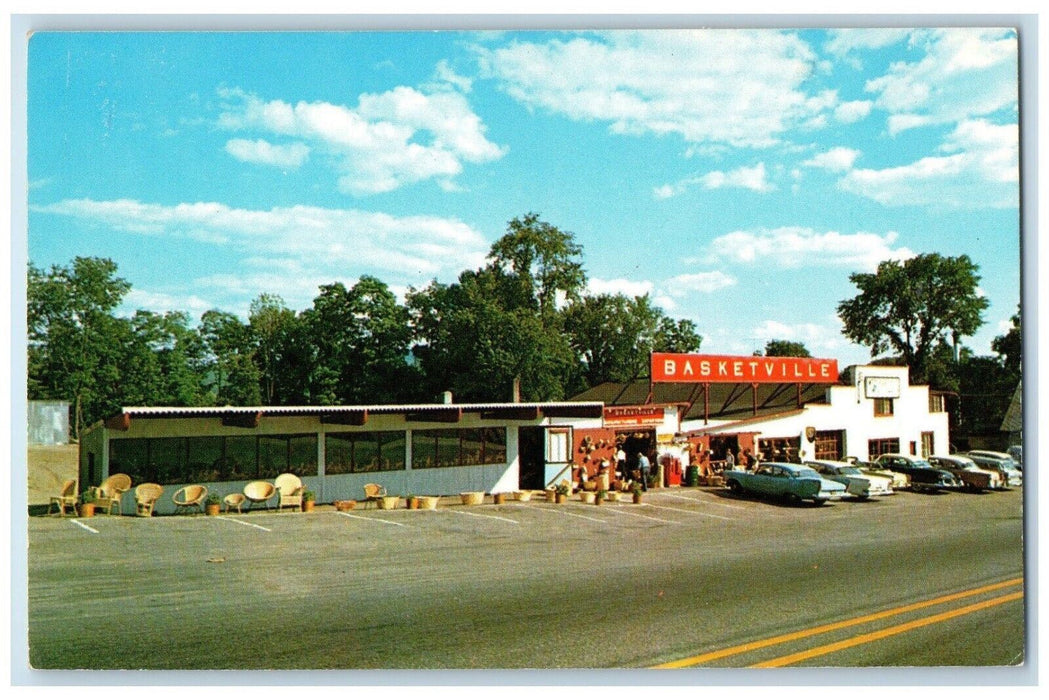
(679, 365, 949, 461)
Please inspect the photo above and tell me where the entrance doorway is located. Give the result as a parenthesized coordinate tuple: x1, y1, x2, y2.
(518, 427, 545, 490)
(617, 430, 655, 478)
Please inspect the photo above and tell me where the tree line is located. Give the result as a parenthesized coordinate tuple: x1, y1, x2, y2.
(28, 212, 1020, 443)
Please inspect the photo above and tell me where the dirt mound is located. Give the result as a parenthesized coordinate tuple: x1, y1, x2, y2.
(27, 445, 79, 506)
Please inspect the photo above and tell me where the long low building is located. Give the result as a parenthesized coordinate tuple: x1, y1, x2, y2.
(79, 401, 603, 515)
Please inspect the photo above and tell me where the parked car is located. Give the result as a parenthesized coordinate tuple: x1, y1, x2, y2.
(724, 462, 846, 505)
(846, 456, 911, 490)
(965, 451, 1023, 487)
(805, 460, 894, 498)
(928, 454, 1003, 491)
(871, 454, 961, 492)
(1007, 445, 1022, 468)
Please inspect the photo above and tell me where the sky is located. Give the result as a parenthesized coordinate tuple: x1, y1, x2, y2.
(25, 27, 1022, 369)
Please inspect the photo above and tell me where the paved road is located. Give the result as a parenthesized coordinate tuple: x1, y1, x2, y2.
(26, 485, 1025, 673)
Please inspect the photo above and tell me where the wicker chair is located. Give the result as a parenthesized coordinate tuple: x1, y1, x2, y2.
(172, 485, 208, 515)
(134, 483, 164, 517)
(91, 473, 132, 515)
(274, 473, 305, 511)
(243, 481, 277, 511)
(223, 493, 246, 513)
(48, 478, 79, 516)
(363, 483, 386, 509)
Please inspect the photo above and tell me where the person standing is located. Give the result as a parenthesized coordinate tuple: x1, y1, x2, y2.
(725, 448, 736, 470)
(637, 451, 651, 491)
(615, 445, 627, 480)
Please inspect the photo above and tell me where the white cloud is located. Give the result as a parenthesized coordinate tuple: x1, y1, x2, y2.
(834, 100, 872, 123)
(802, 147, 861, 172)
(120, 289, 216, 320)
(216, 85, 505, 195)
(31, 199, 492, 308)
(478, 30, 831, 149)
(751, 319, 849, 353)
(655, 163, 774, 199)
(224, 138, 310, 168)
(824, 29, 912, 58)
(864, 28, 1017, 134)
(839, 119, 1018, 208)
(663, 271, 737, 295)
(709, 226, 915, 271)
(433, 59, 474, 93)
(586, 277, 654, 298)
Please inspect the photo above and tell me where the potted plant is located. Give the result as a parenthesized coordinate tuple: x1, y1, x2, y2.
(632, 483, 644, 504)
(406, 494, 420, 510)
(205, 493, 222, 516)
(418, 495, 439, 510)
(595, 489, 607, 505)
(493, 492, 507, 505)
(78, 490, 96, 518)
(554, 482, 570, 504)
(302, 490, 316, 513)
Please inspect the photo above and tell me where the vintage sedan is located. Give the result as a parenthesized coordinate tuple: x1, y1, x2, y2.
(723, 462, 846, 505)
(805, 460, 894, 498)
(928, 454, 1003, 491)
(871, 454, 961, 493)
(846, 457, 911, 490)
(965, 451, 1023, 487)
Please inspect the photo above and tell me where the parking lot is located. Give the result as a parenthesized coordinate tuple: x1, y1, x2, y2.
(26, 484, 1026, 671)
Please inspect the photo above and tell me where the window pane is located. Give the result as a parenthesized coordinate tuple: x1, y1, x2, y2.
(547, 430, 569, 462)
(225, 436, 257, 480)
(412, 431, 438, 469)
(289, 435, 318, 476)
(325, 433, 355, 475)
(186, 437, 224, 483)
(437, 433, 461, 467)
(482, 427, 507, 465)
(109, 438, 152, 485)
(150, 438, 186, 485)
(461, 429, 484, 465)
(258, 435, 289, 478)
(379, 432, 406, 471)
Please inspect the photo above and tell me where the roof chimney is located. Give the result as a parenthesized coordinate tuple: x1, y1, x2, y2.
(512, 376, 521, 403)
(441, 391, 453, 405)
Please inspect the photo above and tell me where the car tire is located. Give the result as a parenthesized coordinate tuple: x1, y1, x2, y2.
(812, 499, 827, 506)
(728, 480, 743, 495)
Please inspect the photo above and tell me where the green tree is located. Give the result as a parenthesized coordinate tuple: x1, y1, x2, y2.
(28, 257, 133, 437)
(248, 294, 300, 405)
(303, 276, 419, 404)
(991, 305, 1021, 385)
(198, 310, 262, 405)
(562, 293, 702, 386)
(762, 340, 811, 358)
(837, 254, 989, 385)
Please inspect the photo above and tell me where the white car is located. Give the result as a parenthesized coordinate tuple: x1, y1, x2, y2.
(805, 460, 894, 498)
(928, 455, 1003, 491)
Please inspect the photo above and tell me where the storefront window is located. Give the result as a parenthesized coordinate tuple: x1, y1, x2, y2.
(224, 436, 257, 481)
(868, 438, 900, 458)
(186, 436, 224, 483)
(109, 438, 151, 485)
(324, 432, 406, 473)
(412, 428, 507, 469)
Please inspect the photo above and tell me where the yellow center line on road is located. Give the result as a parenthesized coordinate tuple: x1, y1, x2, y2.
(651, 577, 1023, 669)
(751, 590, 1024, 668)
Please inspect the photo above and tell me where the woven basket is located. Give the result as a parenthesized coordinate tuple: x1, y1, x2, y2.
(418, 496, 439, 510)
(334, 500, 357, 511)
(514, 490, 533, 502)
(460, 491, 485, 506)
(378, 496, 400, 510)
(579, 491, 597, 504)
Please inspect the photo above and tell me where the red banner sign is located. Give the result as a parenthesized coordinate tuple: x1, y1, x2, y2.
(603, 405, 665, 426)
(652, 353, 838, 384)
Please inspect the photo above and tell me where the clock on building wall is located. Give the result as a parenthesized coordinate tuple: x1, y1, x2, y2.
(864, 376, 901, 399)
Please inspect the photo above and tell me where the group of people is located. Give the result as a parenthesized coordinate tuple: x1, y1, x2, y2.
(725, 447, 759, 471)
(615, 446, 652, 491)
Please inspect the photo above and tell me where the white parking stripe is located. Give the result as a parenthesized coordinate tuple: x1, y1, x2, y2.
(70, 519, 99, 533)
(604, 506, 678, 525)
(215, 516, 272, 532)
(447, 509, 519, 525)
(531, 506, 608, 524)
(643, 503, 733, 520)
(660, 492, 747, 510)
(336, 512, 409, 528)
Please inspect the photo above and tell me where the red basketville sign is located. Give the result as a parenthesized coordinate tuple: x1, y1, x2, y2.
(652, 353, 838, 384)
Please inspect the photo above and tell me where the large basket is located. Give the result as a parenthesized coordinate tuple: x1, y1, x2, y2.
(514, 490, 533, 502)
(418, 496, 439, 510)
(460, 491, 485, 506)
(378, 496, 400, 510)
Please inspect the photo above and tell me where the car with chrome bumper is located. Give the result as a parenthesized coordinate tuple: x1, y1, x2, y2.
(724, 462, 847, 505)
(805, 460, 894, 498)
(965, 451, 1023, 487)
(928, 454, 1003, 491)
(871, 454, 961, 493)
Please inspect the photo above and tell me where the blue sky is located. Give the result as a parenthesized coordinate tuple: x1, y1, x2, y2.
(26, 28, 1021, 368)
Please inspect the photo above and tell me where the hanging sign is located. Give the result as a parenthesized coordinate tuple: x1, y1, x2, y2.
(652, 353, 838, 384)
(603, 405, 665, 426)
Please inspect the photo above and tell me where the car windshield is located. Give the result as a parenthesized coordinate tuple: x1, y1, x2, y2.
(913, 460, 933, 468)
